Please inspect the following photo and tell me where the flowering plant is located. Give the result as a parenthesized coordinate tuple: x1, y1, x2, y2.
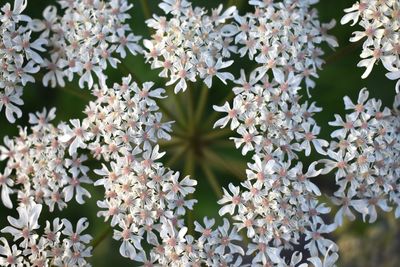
(0, 0, 398, 266)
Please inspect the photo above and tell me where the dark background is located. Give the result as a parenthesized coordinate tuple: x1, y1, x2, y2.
(0, 0, 398, 266)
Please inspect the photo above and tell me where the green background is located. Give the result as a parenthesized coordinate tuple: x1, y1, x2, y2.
(0, 0, 398, 266)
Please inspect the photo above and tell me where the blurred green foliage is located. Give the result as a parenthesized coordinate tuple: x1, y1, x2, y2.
(0, 0, 398, 266)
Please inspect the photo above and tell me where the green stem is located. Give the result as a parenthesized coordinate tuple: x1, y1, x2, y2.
(58, 85, 92, 102)
(194, 84, 209, 125)
(157, 101, 185, 130)
(212, 140, 236, 148)
(158, 138, 184, 148)
(201, 163, 223, 198)
(203, 148, 245, 181)
(166, 145, 189, 167)
(203, 128, 233, 140)
(187, 84, 195, 130)
(119, 61, 142, 84)
(91, 226, 113, 250)
(139, 0, 152, 21)
(169, 88, 188, 129)
(324, 40, 363, 66)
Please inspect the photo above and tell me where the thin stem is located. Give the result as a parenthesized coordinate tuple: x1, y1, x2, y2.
(58, 86, 92, 102)
(184, 150, 195, 176)
(158, 138, 185, 148)
(119, 61, 142, 84)
(187, 207, 194, 236)
(203, 128, 232, 140)
(157, 101, 185, 130)
(171, 128, 190, 139)
(201, 163, 223, 198)
(166, 145, 189, 167)
(91, 226, 112, 250)
(203, 148, 245, 181)
(186, 84, 195, 130)
(212, 140, 236, 148)
(169, 89, 188, 129)
(139, 0, 152, 21)
(194, 84, 209, 124)
(324, 40, 363, 66)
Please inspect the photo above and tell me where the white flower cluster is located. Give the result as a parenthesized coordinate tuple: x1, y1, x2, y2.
(144, 0, 337, 95)
(214, 67, 338, 265)
(136, 217, 245, 266)
(2, 0, 398, 266)
(341, 0, 400, 90)
(0, 0, 144, 123)
(0, 0, 46, 123)
(144, 0, 237, 93)
(67, 77, 247, 266)
(0, 203, 92, 267)
(323, 88, 400, 225)
(73, 76, 199, 262)
(208, 0, 340, 264)
(230, 0, 338, 91)
(31, 0, 143, 89)
(0, 107, 93, 211)
(142, 0, 340, 264)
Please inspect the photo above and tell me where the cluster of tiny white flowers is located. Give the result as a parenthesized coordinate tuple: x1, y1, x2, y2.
(0, 0, 46, 123)
(2, 0, 399, 266)
(230, 0, 338, 91)
(341, 0, 400, 90)
(209, 0, 340, 265)
(0, 203, 92, 267)
(323, 88, 400, 225)
(69, 77, 248, 266)
(73, 76, 200, 263)
(215, 69, 329, 158)
(214, 67, 337, 265)
(144, 0, 237, 93)
(31, 0, 143, 89)
(137, 217, 245, 266)
(0, 107, 93, 212)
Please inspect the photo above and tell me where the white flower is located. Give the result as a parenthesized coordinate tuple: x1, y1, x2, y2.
(33, 0, 143, 89)
(1, 203, 41, 248)
(341, 0, 400, 89)
(28, 107, 56, 129)
(218, 183, 244, 216)
(62, 175, 92, 204)
(59, 119, 92, 155)
(214, 218, 244, 256)
(194, 217, 216, 243)
(0, 168, 14, 208)
(308, 245, 339, 267)
(0, 0, 46, 122)
(298, 123, 329, 156)
(325, 88, 400, 225)
(199, 58, 234, 88)
(305, 223, 337, 257)
(61, 217, 92, 245)
(145, 0, 236, 92)
(0, 238, 23, 267)
(113, 222, 142, 260)
(213, 97, 243, 130)
(0, 85, 23, 123)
